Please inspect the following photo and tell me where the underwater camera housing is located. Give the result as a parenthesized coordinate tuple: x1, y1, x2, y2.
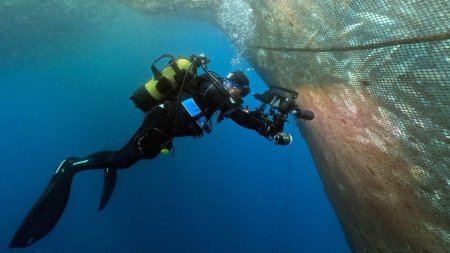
(254, 85, 314, 145)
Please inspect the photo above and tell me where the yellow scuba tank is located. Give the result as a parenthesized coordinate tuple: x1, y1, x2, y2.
(130, 54, 197, 112)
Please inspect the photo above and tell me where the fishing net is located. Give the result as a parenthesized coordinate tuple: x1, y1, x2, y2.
(123, 0, 450, 252)
(248, 1, 450, 252)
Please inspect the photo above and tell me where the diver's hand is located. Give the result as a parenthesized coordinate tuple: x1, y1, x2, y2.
(257, 120, 277, 138)
(251, 111, 270, 137)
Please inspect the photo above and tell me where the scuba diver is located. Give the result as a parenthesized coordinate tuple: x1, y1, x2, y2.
(9, 54, 314, 248)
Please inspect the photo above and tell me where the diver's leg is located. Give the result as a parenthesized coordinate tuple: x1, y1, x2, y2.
(98, 167, 117, 211)
(64, 142, 141, 172)
(10, 107, 172, 248)
(9, 158, 80, 247)
(65, 126, 168, 172)
(9, 138, 163, 248)
(95, 129, 168, 211)
(65, 106, 172, 172)
(9, 150, 133, 248)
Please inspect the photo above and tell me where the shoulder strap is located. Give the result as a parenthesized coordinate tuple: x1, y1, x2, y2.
(150, 54, 177, 80)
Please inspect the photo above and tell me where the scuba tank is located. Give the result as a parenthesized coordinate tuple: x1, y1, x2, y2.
(130, 54, 201, 113)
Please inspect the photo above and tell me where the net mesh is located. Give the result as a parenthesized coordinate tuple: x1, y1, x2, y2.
(248, 0, 450, 252)
(123, 0, 449, 252)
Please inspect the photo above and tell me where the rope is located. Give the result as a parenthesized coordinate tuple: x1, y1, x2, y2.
(252, 31, 450, 52)
(281, 143, 294, 252)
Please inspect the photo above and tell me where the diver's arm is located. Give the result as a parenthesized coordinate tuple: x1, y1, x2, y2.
(217, 96, 266, 131)
(228, 108, 265, 130)
(203, 80, 267, 132)
(220, 98, 282, 137)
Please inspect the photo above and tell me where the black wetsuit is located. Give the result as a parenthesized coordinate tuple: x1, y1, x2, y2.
(72, 74, 264, 172)
(8, 74, 269, 248)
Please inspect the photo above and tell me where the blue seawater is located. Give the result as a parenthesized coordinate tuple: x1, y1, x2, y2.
(0, 6, 350, 253)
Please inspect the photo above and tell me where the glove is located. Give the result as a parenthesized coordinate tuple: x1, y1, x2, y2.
(257, 120, 277, 138)
(249, 111, 270, 137)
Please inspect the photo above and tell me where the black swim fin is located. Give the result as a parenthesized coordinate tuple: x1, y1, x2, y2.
(9, 159, 77, 248)
(98, 168, 117, 211)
